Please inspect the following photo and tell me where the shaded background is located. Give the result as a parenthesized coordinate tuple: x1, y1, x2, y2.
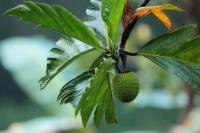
(0, 0, 200, 133)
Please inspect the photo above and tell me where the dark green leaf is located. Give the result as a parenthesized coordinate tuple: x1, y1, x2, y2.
(39, 37, 97, 89)
(139, 25, 195, 56)
(5, 1, 103, 51)
(101, 0, 126, 42)
(139, 25, 200, 93)
(57, 69, 95, 108)
(75, 58, 117, 127)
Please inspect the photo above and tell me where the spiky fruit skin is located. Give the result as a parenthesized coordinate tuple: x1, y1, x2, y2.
(112, 72, 139, 103)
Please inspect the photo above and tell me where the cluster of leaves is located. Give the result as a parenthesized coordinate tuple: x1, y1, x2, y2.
(5, 0, 200, 128)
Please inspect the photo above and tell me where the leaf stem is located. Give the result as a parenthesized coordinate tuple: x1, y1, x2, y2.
(119, 50, 138, 56)
(117, 0, 151, 72)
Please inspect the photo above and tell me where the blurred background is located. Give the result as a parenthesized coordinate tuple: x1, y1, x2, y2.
(0, 0, 200, 133)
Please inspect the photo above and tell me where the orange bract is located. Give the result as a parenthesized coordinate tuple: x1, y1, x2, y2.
(123, 0, 135, 28)
(123, 4, 183, 30)
(151, 8, 173, 30)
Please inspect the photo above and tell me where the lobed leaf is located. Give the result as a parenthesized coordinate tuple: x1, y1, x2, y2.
(139, 25, 200, 93)
(57, 69, 95, 108)
(75, 58, 117, 127)
(5, 1, 103, 51)
(39, 37, 97, 89)
(85, 0, 106, 37)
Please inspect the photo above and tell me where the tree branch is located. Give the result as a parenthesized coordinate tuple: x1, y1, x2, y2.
(139, 0, 151, 7)
(119, 0, 151, 50)
(187, 0, 200, 33)
(117, 0, 151, 72)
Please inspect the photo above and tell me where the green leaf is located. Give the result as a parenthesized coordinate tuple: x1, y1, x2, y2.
(5, 1, 103, 51)
(139, 25, 195, 55)
(89, 54, 104, 69)
(75, 58, 117, 127)
(101, 0, 126, 43)
(101, 0, 113, 23)
(39, 37, 97, 89)
(139, 25, 200, 93)
(57, 69, 95, 108)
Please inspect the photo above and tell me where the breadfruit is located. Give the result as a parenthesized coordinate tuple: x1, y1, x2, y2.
(112, 72, 139, 103)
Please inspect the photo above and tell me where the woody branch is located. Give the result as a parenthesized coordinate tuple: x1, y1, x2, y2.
(117, 0, 151, 72)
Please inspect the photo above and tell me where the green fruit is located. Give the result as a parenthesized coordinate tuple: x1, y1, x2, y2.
(112, 72, 139, 103)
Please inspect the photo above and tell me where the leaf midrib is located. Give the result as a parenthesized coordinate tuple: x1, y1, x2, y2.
(138, 52, 199, 65)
